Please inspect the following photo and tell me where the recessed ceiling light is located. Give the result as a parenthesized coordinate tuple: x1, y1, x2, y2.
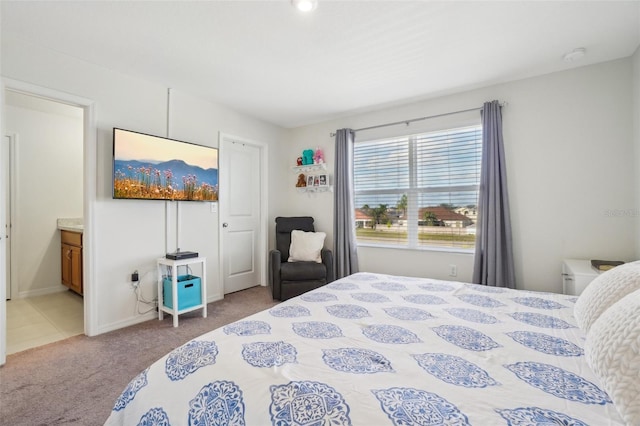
(292, 0, 318, 12)
(563, 47, 586, 62)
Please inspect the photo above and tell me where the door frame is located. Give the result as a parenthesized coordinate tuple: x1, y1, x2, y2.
(218, 132, 269, 294)
(4, 133, 18, 301)
(0, 79, 97, 366)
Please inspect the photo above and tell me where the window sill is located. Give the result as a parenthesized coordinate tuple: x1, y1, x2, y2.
(357, 242, 474, 255)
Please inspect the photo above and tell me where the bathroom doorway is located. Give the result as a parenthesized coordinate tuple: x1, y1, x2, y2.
(4, 90, 84, 354)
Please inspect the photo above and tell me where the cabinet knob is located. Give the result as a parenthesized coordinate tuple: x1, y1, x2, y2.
(222, 223, 229, 228)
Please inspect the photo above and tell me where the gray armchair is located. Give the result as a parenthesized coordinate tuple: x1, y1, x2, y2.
(269, 216, 334, 301)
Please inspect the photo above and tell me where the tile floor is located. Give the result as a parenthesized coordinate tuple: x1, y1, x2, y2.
(6, 290, 84, 355)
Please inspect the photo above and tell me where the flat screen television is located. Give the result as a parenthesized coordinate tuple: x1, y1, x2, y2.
(113, 128, 218, 201)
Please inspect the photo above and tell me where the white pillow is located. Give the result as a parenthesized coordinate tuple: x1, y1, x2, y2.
(288, 230, 326, 263)
(574, 260, 640, 333)
(585, 289, 640, 425)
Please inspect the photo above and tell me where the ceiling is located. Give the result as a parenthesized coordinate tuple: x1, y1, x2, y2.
(2, 1, 639, 129)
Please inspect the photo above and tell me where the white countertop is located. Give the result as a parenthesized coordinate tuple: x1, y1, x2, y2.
(57, 218, 83, 233)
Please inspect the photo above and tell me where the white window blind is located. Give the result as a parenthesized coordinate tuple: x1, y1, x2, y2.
(354, 125, 482, 249)
(354, 137, 409, 193)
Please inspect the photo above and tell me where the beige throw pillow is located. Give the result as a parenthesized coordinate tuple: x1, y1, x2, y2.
(288, 230, 326, 263)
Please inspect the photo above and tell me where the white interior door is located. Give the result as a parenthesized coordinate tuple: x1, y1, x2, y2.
(220, 137, 263, 294)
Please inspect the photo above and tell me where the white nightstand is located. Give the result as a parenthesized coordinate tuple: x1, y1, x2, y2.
(562, 259, 601, 296)
(157, 257, 207, 327)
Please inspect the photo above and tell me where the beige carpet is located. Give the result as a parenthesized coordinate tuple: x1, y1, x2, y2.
(0, 285, 279, 426)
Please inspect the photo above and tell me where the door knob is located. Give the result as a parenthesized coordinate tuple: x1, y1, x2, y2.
(222, 223, 229, 228)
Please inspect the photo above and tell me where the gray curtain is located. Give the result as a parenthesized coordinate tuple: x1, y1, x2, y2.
(472, 101, 516, 288)
(333, 128, 359, 279)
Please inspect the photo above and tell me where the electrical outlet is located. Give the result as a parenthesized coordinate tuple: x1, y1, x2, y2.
(449, 264, 457, 277)
(131, 271, 139, 282)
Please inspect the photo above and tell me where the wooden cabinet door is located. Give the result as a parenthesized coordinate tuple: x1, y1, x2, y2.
(61, 243, 83, 295)
(61, 244, 72, 287)
(70, 246, 83, 294)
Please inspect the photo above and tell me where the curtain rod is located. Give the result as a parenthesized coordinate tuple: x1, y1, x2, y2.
(329, 102, 506, 138)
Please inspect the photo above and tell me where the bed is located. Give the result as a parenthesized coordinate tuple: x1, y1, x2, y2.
(105, 270, 639, 425)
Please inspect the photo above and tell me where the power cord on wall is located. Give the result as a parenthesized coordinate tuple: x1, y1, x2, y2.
(131, 270, 158, 315)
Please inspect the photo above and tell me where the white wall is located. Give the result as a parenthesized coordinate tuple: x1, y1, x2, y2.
(2, 36, 636, 337)
(2, 36, 288, 334)
(5, 93, 83, 296)
(286, 58, 636, 293)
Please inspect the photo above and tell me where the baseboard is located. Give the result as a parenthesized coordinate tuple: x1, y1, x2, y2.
(18, 285, 68, 299)
(207, 293, 223, 303)
(95, 295, 224, 336)
(95, 311, 157, 336)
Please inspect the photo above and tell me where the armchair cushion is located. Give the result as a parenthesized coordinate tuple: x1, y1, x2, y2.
(288, 230, 326, 263)
(281, 261, 327, 281)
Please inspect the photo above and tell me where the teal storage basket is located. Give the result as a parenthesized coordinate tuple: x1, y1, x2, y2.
(163, 275, 202, 310)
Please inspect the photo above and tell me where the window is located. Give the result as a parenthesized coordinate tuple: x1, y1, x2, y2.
(353, 125, 482, 250)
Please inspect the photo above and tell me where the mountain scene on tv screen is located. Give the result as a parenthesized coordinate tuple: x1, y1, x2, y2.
(114, 159, 218, 201)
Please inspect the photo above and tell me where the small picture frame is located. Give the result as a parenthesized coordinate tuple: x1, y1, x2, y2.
(307, 175, 314, 187)
(317, 174, 328, 187)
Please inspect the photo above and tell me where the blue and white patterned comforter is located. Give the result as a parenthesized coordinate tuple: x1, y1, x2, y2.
(105, 272, 624, 425)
